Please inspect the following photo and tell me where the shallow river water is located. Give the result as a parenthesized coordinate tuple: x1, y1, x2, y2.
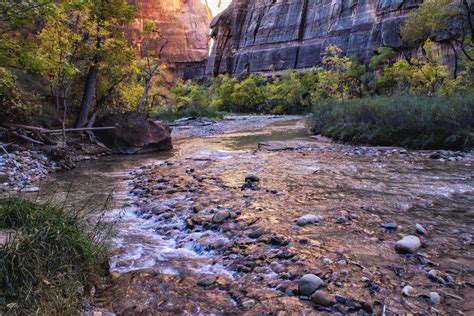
(38, 117, 473, 315)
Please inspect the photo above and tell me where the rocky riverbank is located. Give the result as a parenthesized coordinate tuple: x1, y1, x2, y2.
(94, 118, 473, 314)
(0, 139, 110, 193)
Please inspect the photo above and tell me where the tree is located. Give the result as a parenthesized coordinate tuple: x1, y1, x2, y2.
(74, 0, 136, 128)
(401, 0, 474, 77)
(135, 20, 167, 112)
(37, 7, 84, 142)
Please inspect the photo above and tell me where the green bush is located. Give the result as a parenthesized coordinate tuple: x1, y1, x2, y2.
(311, 94, 474, 149)
(0, 198, 109, 314)
(154, 105, 224, 122)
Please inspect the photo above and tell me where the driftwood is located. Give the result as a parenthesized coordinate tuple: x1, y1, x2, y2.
(10, 131, 45, 145)
(5, 123, 115, 134)
(3, 123, 115, 147)
(42, 126, 115, 134)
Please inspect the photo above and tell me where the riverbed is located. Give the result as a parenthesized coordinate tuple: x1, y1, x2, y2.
(37, 116, 473, 314)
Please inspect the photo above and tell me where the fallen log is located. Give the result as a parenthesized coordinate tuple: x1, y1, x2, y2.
(10, 131, 45, 145)
(41, 126, 116, 134)
(4, 123, 115, 134)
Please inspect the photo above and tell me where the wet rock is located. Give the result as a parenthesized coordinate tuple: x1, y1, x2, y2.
(402, 285, 414, 296)
(186, 219, 195, 229)
(415, 223, 427, 235)
(381, 222, 398, 230)
(336, 216, 347, 224)
(296, 214, 322, 226)
(311, 291, 335, 306)
(430, 292, 441, 304)
(298, 274, 323, 296)
(245, 174, 260, 183)
(269, 235, 289, 246)
(335, 295, 347, 304)
(242, 174, 260, 190)
(197, 275, 217, 287)
(395, 236, 421, 254)
(361, 302, 374, 313)
(427, 269, 437, 280)
(212, 210, 230, 223)
(248, 227, 264, 239)
(193, 204, 203, 213)
(241, 298, 256, 309)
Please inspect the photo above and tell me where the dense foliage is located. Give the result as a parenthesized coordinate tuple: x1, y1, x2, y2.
(165, 41, 472, 117)
(0, 0, 167, 128)
(0, 198, 108, 314)
(311, 94, 474, 150)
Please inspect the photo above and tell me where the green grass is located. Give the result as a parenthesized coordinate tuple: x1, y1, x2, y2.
(0, 197, 109, 314)
(154, 106, 225, 123)
(311, 94, 474, 150)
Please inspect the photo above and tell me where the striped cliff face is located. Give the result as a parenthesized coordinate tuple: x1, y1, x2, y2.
(206, 0, 458, 76)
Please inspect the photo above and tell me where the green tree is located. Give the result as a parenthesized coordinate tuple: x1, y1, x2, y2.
(74, 0, 136, 127)
(401, 0, 473, 77)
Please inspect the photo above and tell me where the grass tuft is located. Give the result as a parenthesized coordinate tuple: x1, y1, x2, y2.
(311, 94, 474, 150)
(0, 197, 109, 314)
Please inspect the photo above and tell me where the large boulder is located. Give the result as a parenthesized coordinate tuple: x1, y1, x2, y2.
(95, 112, 172, 154)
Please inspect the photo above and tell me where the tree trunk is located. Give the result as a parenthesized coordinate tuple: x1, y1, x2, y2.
(75, 64, 98, 128)
(136, 75, 153, 112)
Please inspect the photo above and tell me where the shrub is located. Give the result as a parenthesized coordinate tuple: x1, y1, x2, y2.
(0, 198, 109, 314)
(154, 105, 224, 122)
(311, 94, 474, 150)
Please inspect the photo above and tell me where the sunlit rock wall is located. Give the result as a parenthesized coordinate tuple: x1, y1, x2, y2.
(126, 0, 212, 78)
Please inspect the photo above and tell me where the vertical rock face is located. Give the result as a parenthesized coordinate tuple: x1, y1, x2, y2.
(207, 0, 429, 76)
(126, 0, 212, 78)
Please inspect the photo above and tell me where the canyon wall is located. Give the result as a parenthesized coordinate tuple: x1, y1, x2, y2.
(126, 0, 212, 79)
(207, 0, 431, 76)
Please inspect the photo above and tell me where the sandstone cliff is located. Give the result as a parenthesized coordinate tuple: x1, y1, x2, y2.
(207, 0, 432, 76)
(126, 0, 212, 79)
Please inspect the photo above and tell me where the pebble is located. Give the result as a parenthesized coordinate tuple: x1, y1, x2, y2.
(241, 298, 256, 309)
(212, 210, 230, 223)
(0, 150, 58, 191)
(245, 174, 260, 183)
(335, 295, 347, 304)
(430, 291, 441, 304)
(298, 274, 323, 296)
(248, 227, 264, 239)
(395, 235, 421, 254)
(296, 214, 322, 226)
(427, 269, 437, 280)
(381, 222, 398, 229)
(336, 216, 347, 224)
(415, 223, 427, 235)
(311, 291, 335, 306)
(197, 275, 217, 287)
(402, 285, 414, 296)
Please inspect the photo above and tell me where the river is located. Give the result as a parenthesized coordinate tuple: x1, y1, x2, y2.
(37, 116, 473, 314)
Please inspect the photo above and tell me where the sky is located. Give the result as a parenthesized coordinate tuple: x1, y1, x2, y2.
(205, 0, 232, 16)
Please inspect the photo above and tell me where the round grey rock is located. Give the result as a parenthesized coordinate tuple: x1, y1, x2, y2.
(430, 292, 440, 305)
(298, 274, 323, 296)
(402, 285, 414, 296)
(296, 214, 322, 226)
(395, 235, 421, 254)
